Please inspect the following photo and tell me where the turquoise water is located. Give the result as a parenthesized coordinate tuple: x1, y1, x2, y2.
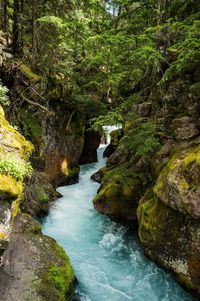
(42, 146, 194, 301)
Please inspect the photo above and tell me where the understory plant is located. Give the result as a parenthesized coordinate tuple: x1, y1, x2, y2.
(0, 155, 33, 181)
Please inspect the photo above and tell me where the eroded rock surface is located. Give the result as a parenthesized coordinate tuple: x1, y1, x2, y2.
(0, 214, 75, 301)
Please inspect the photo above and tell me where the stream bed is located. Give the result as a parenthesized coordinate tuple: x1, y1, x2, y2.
(42, 146, 193, 301)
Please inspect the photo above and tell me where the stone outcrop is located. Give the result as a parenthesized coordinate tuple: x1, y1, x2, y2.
(0, 106, 76, 300)
(0, 105, 33, 245)
(79, 129, 101, 164)
(0, 65, 88, 186)
(172, 116, 199, 141)
(137, 189, 200, 298)
(0, 214, 75, 301)
(154, 145, 200, 218)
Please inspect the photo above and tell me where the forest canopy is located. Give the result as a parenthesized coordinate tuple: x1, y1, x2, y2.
(0, 0, 200, 126)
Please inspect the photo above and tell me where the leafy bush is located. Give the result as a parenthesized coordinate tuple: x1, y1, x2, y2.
(0, 82, 9, 106)
(122, 121, 161, 159)
(89, 111, 123, 132)
(161, 20, 200, 83)
(0, 155, 33, 181)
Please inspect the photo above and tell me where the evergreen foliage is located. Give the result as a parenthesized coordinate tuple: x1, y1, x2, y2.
(0, 0, 200, 153)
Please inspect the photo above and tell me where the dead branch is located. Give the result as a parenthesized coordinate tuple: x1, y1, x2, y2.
(66, 110, 76, 131)
(21, 93, 55, 115)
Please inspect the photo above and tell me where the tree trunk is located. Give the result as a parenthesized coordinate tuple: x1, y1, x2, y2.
(12, 0, 23, 55)
(3, 0, 9, 44)
(31, 0, 37, 69)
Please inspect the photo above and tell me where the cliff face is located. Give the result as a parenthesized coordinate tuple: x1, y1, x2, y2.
(93, 75, 200, 297)
(0, 106, 75, 300)
(0, 63, 101, 187)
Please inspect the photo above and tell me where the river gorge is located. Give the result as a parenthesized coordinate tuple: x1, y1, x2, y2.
(42, 145, 193, 301)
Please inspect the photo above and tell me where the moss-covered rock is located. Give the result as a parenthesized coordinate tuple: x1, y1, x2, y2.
(0, 106, 33, 242)
(172, 116, 199, 141)
(0, 105, 34, 159)
(154, 145, 200, 218)
(0, 213, 75, 301)
(137, 190, 200, 298)
(93, 163, 149, 222)
(0, 175, 22, 201)
(20, 64, 41, 84)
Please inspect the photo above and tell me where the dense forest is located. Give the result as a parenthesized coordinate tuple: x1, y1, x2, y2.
(0, 0, 200, 300)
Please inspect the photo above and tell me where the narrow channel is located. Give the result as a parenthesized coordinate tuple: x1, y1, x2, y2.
(42, 145, 193, 301)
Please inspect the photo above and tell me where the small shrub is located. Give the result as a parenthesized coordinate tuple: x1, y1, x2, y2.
(0, 155, 32, 181)
(122, 121, 161, 159)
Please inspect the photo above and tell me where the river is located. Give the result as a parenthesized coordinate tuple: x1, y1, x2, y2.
(42, 145, 193, 301)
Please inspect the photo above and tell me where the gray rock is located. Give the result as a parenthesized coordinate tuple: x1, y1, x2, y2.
(136, 102, 152, 117)
(0, 213, 75, 301)
(172, 116, 199, 140)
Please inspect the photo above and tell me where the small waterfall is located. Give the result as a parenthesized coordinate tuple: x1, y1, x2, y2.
(102, 125, 122, 145)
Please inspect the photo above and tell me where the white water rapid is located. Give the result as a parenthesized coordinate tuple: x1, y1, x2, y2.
(42, 144, 193, 301)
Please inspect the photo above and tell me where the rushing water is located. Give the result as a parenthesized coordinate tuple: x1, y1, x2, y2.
(42, 146, 194, 301)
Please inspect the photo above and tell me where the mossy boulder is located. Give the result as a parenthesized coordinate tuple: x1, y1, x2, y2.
(137, 190, 200, 299)
(0, 105, 34, 159)
(154, 145, 200, 218)
(0, 106, 33, 242)
(91, 166, 108, 183)
(0, 213, 75, 301)
(0, 175, 22, 201)
(93, 164, 149, 222)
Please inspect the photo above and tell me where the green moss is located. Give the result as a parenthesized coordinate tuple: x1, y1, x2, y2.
(35, 187, 48, 204)
(0, 232, 6, 239)
(11, 188, 23, 220)
(154, 145, 200, 199)
(0, 109, 34, 159)
(191, 82, 200, 90)
(0, 105, 5, 116)
(167, 47, 179, 56)
(22, 115, 43, 138)
(182, 145, 200, 166)
(47, 265, 73, 301)
(20, 64, 41, 83)
(63, 166, 80, 180)
(0, 175, 22, 199)
(137, 190, 167, 245)
(178, 273, 195, 291)
(46, 243, 75, 301)
(93, 182, 124, 214)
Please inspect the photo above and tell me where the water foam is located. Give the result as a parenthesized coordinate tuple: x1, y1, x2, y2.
(42, 146, 193, 301)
